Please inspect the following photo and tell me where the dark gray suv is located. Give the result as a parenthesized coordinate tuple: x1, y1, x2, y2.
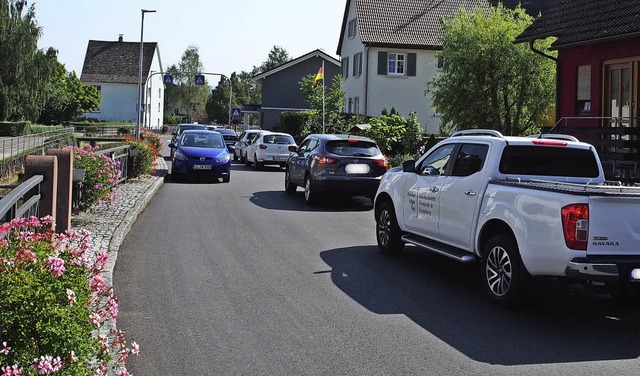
(284, 134, 388, 205)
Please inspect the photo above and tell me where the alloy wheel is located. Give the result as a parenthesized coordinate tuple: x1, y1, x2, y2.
(485, 245, 512, 297)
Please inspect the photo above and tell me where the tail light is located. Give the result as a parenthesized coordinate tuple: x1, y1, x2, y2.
(375, 157, 389, 168)
(259, 144, 267, 150)
(561, 204, 589, 250)
(313, 154, 338, 164)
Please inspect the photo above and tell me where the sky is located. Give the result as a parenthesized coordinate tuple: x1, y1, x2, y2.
(35, 0, 346, 85)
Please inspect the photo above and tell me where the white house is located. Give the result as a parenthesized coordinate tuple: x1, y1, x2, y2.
(80, 35, 164, 130)
(337, 0, 490, 134)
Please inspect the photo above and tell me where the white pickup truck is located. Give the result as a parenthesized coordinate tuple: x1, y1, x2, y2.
(374, 129, 640, 307)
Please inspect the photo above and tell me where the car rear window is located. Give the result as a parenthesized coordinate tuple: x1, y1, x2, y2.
(325, 140, 380, 157)
(178, 125, 205, 134)
(499, 145, 600, 177)
(222, 134, 238, 141)
(263, 135, 294, 144)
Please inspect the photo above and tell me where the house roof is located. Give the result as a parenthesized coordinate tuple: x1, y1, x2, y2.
(81, 39, 159, 84)
(337, 0, 491, 54)
(515, 0, 640, 49)
(252, 49, 340, 81)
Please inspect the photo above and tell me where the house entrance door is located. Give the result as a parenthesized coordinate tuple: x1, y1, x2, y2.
(604, 62, 634, 153)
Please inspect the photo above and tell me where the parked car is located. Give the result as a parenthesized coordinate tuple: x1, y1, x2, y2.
(210, 127, 238, 156)
(245, 132, 297, 170)
(234, 129, 269, 163)
(171, 123, 206, 158)
(285, 134, 388, 205)
(168, 130, 231, 183)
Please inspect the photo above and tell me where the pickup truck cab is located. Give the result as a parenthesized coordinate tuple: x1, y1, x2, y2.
(374, 129, 640, 306)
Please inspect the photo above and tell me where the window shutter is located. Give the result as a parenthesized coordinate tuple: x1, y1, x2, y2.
(407, 53, 416, 76)
(577, 65, 591, 100)
(378, 51, 388, 75)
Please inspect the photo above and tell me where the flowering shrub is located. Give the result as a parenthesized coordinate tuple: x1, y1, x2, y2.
(0, 216, 139, 375)
(71, 146, 121, 211)
(125, 136, 156, 178)
(140, 129, 161, 155)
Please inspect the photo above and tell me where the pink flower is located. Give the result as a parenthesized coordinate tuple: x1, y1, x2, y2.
(108, 297, 119, 320)
(44, 257, 66, 277)
(32, 355, 61, 374)
(1, 341, 10, 355)
(130, 341, 140, 356)
(96, 251, 109, 267)
(118, 370, 130, 376)
(1, 365, 22, 376)
(66, 289, 76, 306)
(89, 313, 101, 326)
(90, 275, 107, 293)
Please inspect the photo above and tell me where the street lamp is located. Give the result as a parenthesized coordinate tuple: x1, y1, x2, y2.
(136, 9, 156, 140)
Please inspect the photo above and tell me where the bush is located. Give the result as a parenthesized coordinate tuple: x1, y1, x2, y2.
(161, 125, 170, 134)
(125, 137, 156, 178)
(117, 127, 130, 136)
(0, 121, 31, 136)
(30, 125, 66, 133)
(0, 217, 139, 375)
(140, 128, 161, 154)
(70, 145, 121, 211)
(388, 153, 415, 168)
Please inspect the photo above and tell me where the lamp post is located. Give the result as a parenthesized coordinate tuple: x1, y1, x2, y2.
(136, 9, 156, 140)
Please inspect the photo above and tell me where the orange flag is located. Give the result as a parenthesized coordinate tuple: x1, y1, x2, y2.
(314, 66, 324, 87)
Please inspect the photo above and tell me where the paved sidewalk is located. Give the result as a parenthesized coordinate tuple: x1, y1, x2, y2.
(70, 156, 168, 286)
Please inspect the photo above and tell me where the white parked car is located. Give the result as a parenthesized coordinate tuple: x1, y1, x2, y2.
(245, 132, 297, 170)
(234, 129, 268, 163)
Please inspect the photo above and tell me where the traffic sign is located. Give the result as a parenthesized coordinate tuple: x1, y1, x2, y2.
(194, 75, 205, 85)
(163, 74, 173, 85)
(231, 108, 241, 118)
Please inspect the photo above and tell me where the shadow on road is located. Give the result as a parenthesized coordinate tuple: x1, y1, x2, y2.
(249, 190, 373, 212)
(319, 245, 640, 365)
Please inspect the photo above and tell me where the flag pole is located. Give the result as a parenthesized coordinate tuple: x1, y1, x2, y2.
(322, 60, 325, 134)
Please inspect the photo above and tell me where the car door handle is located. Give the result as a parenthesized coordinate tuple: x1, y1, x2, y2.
(430, 186, 439, 193)
(465, 190, 477, 196)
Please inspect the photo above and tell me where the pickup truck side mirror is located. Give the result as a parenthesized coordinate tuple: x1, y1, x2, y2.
(288, 145, 298, 153)
(402, 160, 416, 173)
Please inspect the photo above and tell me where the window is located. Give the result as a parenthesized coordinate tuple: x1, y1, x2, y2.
(353, 52, 362, 77)
(348, 19, 357, 38)
(388, 53, 406, 75)
(158, 103, 161, 112)
(451, 144, 488, 177)
(342, 57, 349, 78)
(437, 57, 444, 69)
(576, 65, 591, 116)
(378, 52, 416, 77)
(499, 145, 599, 178)
(354, 97, 360, 114)
(348, 98, 353, 113)
(158, 88, 161, 98)
(417, 144, 456, 176)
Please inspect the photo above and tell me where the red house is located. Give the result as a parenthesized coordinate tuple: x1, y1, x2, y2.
(516, 0, 640, 176)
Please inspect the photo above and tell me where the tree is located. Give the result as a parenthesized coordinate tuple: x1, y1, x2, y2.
(299, 73, 346, 134)
(0, 0, 58, 122)
(427, 4, 556, 136)
(164, 46, 210, 123)
(206, 75, 233, 125)
(257, 45, 291, 73)
(39, 61, 101, 124)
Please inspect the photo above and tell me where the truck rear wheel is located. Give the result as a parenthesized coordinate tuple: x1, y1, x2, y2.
(376, 201, 404, 255)
(482, 234, 526, 308)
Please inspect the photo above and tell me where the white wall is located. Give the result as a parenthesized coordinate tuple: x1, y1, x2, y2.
(339, 1, 443, 135)
(143, 52, 164, 130)
(84, 83, 138, 122)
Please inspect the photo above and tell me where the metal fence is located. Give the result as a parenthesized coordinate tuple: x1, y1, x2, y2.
(0, 175, 43, 223)
(0, 128, 74, 161)
(96, 145, 130, 184)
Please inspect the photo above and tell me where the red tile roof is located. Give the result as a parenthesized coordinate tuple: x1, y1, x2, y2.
(337, 0, 491, 54)
(81, 40, 157, 84)
(515, 0, 640, 49)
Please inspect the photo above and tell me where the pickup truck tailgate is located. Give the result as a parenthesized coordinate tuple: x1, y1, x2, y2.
(588, 195, 640, 255)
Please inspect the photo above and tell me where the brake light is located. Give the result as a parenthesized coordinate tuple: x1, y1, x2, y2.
(259, 144, 267, 150)
(348, 139, 358, 143)
(313, 154, 338, 164)
(375, 157, 389, 168)
(561, 204, 589, 250)
(531, 140, 567, 146)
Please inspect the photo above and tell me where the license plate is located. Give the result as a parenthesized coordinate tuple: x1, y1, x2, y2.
(275, 155, 288, 161)
(193, 165, 212, 170)
(345, 164, 370, 174)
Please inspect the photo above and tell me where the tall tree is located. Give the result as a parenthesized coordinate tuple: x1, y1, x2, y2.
(258, 45, 291, 73)
(427, 4, 556, 136)
(39, 61, 101, 124)
(165, 45, 210, 122)
(0, 0, 57, 122)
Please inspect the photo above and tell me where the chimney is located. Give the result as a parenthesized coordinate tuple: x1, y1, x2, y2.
(118, 34, 123, 42)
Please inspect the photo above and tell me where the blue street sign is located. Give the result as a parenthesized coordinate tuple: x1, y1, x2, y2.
(163, 74, 173, 85)
(194, 75, 205, 85)
(231, 108, 241, 118)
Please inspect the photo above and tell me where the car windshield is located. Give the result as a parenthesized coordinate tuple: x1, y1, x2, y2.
(181, 133, 225, 148)
(325, 140, 379, 157)
(178, 125, 205, 134)
(263, 134, 294, 144)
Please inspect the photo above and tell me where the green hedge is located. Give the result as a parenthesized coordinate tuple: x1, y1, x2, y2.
(0, 121, 31, 136)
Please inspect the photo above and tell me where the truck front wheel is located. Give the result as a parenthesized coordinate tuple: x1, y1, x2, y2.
(376, 201, 404, 255)
(482, 234, 526, 308)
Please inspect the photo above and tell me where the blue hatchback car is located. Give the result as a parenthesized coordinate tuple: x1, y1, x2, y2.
(169, 130, 231, 182)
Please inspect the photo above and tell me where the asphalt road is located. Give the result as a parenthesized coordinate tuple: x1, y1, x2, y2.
(114, 146, 640, 376)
